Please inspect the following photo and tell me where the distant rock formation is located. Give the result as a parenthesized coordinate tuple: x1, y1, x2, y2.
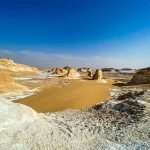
(52, 68, 68, 76)
(63, 66, 72, 71)
(0, 58, 39, 73)
(51, 68, 56, 73)
(63, 68, 80, 79)
(77, 68, 96, 73)
(119, 68, 136, 73)
(77, 68, 87, 73)
(121, 68, 133, 71)
(102, 68, 116, 73)
(92, 69, 103, 80)
(130, 67, 150, 84)
(87, 70, 93, 77)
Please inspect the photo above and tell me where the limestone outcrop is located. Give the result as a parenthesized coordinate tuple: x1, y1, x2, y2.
(0, 58, 39, 73)
(92, 69, 103, 80)
(63, 68, 80, 79)
(130, 67, 150, 84)
(63, 66, 72, 71)
(52, 68, 68, 76)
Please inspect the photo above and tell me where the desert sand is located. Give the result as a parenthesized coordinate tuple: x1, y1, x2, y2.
(17, 78, 115, 112)
(0, 72, 27, 93)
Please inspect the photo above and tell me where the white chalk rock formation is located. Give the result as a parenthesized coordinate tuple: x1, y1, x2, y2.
(63, 68, 80, 79)
(0, 99, 39, 130)
(53, 68, 68, 76)
(92, 69, 103, 80)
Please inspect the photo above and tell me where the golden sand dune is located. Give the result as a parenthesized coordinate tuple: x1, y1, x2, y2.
(0, 58, 39, 93)
(0, 72, 27, 93)
(17, 79, 114, 112)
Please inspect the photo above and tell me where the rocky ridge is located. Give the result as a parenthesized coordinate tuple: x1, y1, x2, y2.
(0, 58, 39, 73)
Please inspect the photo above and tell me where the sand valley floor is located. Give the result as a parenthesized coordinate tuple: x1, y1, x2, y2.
(16, 77, 115, 112)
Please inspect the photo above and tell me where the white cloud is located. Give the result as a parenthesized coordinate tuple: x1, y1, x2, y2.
(0, 49, 149, 69)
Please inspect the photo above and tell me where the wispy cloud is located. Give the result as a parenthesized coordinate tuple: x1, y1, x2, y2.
(0, 49, 149, 69)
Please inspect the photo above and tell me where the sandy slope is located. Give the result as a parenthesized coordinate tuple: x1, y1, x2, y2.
(0, 72, 27, 93)
(0, 58, 41, 93)
(0, 58, 38, 73)
(17, 79, 114, 112)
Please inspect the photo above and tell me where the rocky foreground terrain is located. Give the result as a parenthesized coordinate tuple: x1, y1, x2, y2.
(0, 87, 150, 150)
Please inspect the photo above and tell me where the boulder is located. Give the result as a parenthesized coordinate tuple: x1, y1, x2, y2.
(92, 69, 103, 80)
(63, 68, 80, 79)
(52, 68, 68, 76)
(130, 67, 150, 84)
(87, 71, 93, 77)
(63, 66, 72, 71)
(77, 68, 87, 73)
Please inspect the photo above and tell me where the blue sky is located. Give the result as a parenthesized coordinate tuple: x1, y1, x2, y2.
(0, 0, 150, 68)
